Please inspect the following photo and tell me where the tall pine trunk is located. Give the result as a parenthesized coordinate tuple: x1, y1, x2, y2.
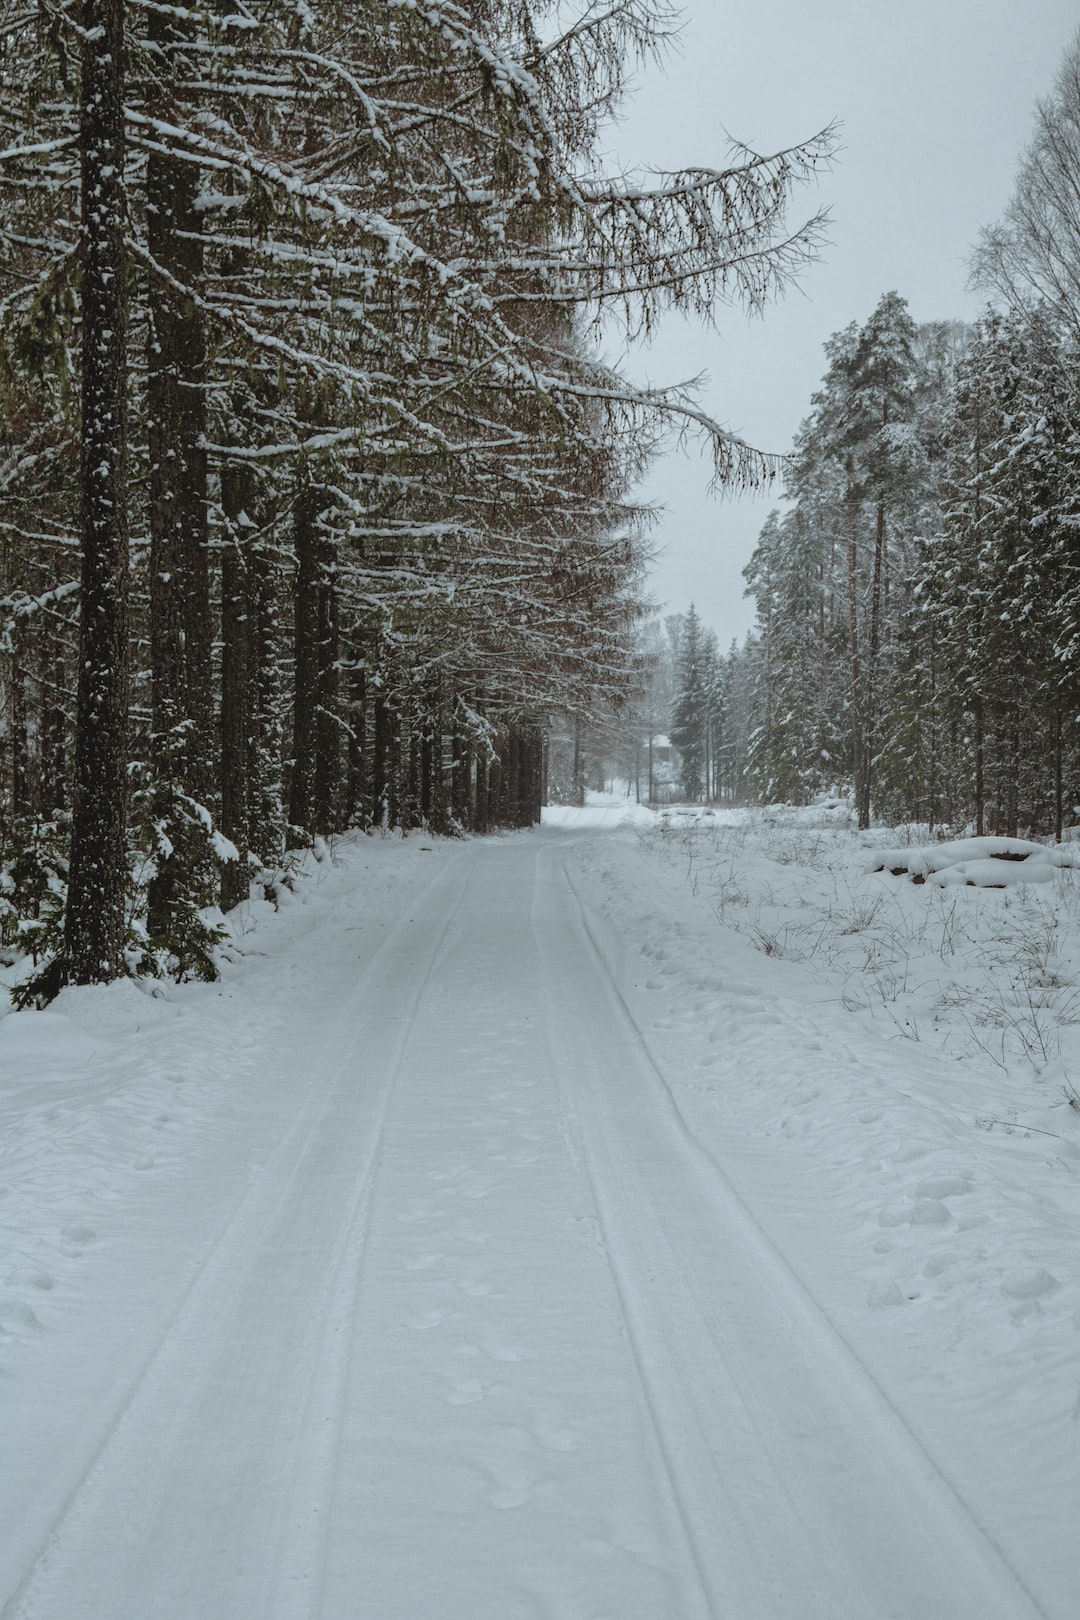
(145, 8, 213, 943)
(219, 464, 254, 908)
(249, 538, 283, 860)
(289, 487, 320, 843)
(63, 0, 129, 985)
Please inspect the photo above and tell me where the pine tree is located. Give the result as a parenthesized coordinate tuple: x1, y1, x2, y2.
(62, 0, 130, 987)
(670, 605, 709, 801)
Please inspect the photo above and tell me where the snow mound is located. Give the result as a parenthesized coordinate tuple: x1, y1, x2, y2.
(931, 857, 1054, 889)
(870, 836, 1078, 886)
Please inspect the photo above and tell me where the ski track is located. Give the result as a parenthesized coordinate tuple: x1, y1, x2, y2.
(0, 832, 1058, 1618)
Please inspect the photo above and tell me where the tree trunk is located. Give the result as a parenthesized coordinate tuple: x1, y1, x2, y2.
(9, 633, 30, 818)
(1054, 705, 1063, 843)
(372, 682, 397, 829)
(249, 538, 282, 861)
(474, 748, 490, 834)
(288, 488, 320, 843)
(451, 713, 470, 830)
(146, 12, 210, 803)
(572, 713, 584, 807)
(313, 547, 341, 835)
(64, 0, 129, 985)
(973, 696, 985, 838)
(219, 464, 253, 909)
(844, 492, 869, 829)
(42, 641, 69, 817)
(345, 665, 367, 829)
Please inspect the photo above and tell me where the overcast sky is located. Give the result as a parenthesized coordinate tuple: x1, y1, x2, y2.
(607, 0, 1080, 647)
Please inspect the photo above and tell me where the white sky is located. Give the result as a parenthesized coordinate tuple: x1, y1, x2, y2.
(608, 0, 1079, 647)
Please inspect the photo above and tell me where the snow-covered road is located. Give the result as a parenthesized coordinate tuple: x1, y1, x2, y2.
(0, 829, 1066, 1617)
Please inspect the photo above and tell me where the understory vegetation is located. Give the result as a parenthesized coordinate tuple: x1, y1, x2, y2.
(641, 805, 1080, 1084)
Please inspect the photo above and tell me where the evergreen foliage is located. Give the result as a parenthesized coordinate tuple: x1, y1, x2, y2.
(0, 0, 834, 993)
(728, 295, 1080, 835)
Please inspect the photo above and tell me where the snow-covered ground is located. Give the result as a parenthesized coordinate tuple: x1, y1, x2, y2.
(1, 806, 1077, 1618)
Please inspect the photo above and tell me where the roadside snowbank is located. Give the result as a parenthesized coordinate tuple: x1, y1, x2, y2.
(872, 835, 1078, 885)
(564, 808, 1080, 1618)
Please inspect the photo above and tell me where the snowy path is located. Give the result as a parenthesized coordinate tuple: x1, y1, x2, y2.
(1, 834, 1051, 1618)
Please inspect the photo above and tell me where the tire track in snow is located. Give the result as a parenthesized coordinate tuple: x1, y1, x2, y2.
(535, 838, 1048, 1620)
(265, 858, 477, 1620)
(535, 850, 825, 1618)
(2, 853, 474, 1620)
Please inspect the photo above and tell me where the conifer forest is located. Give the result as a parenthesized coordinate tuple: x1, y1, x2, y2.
(5, 3, 1080, 987)
(659, 43, 1080, 841)
(0, 0, 833, 990)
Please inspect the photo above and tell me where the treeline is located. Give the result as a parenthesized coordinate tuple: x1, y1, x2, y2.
(0, 0, 834, 990)
(722, 35, 1080, 835)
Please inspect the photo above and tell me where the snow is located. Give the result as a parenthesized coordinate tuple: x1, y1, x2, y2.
(872, 834, 1078, 883)
(1, 812, 1078, 1618)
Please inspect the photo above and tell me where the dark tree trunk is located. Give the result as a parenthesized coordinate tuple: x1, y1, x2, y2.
(403, 725, 421, 831)
(64, 0, 129, 985)
(1054, 706, 1063, 844)
(313, 549, 341, 835)
(572, 713, 584, 807)
(345, 665, 367, 828)
(42, 642, 69, 817)
(219, 464, 254, 909)
(144, 6, 213, 943)
(372, 682, 398, 829)
(249, 538, 282, 861)
(974, 696, 985, 838)
(146, 9, 210, 801)
(451, 723, 470, 829)
(289, 488, 320, 843)
(420, 716, 435, 825)
(474, 749, 490, 834)
(9, 635, 30, 818)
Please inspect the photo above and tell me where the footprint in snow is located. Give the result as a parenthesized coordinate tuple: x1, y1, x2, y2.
(6, 1267, 54, 1291)
(402, 1308, 453, 1331)
(0, 1297, 44, 1338)
(531, 1418, 579, 1452)
(60, 1223, 96, 1246)
(1002, 1267, 1058, 1301)
(440, 1380, 505, 1406)
(486, 1471, 535, 1510)
(867, 1280, 907, 1309)
(915, 1176, 972, 1200)
(443, 1378, 488, 1406)
(482, 1340, 527, 1363)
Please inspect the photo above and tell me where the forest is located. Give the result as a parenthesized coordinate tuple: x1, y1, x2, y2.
(0, 0, 834, 991)
(655, 39, 1080, 841)
(6, 2, 1080, 998)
